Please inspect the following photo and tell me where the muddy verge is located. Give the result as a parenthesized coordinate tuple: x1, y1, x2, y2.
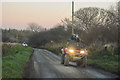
(22, 50, 35, 78)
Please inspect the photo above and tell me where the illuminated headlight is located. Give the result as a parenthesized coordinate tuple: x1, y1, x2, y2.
(80, 51, 85, 54)
(69, 50, 74, 53)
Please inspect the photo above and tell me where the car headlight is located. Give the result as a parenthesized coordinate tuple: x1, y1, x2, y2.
(80, 51, 85, 54)
(69, 50, 74, 53)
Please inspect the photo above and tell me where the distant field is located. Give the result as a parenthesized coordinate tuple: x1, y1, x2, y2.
(2, 43, 33, 78)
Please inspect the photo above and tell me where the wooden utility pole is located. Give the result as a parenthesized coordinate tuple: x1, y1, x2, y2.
(72, 1, 74, 35)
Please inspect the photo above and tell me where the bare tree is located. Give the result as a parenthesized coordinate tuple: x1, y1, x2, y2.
(61, 18, 72, 31)
(27, 23, 44, 32)
(62, 7, 117, 32)
(118, 1, 120, 23)
(76, 7, 117, 30)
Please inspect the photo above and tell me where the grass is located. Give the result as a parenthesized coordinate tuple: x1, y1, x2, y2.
(44, 47, 61, 56)
(41, 42, 65, 56)
(87, 56, 119, 74)
(87, 44, 119, 75)
(2, 43, 33, 78)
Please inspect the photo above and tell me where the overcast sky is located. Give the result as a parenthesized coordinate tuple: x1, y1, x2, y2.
(2, 1, 117, 30)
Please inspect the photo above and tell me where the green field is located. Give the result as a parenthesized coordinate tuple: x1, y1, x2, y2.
(2, 43, 33, 78)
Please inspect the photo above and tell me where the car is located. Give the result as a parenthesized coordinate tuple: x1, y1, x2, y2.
(61, 41, 88, 67)
(22, 42, 28, 47)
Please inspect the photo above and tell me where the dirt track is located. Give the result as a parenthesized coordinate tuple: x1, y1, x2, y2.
(23, 49, 119, 78)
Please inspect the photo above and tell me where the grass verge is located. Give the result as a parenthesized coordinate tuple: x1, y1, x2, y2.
(87, 56, 119, 75)
(2, 43, 33, 78)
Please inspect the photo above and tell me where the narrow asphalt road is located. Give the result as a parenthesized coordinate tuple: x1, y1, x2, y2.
(26, 49, 118, 78)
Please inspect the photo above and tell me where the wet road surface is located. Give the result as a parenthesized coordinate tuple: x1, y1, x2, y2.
(26, 49, 119, 78)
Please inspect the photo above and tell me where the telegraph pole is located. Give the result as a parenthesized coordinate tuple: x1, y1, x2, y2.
(72, 1, 74, 35)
